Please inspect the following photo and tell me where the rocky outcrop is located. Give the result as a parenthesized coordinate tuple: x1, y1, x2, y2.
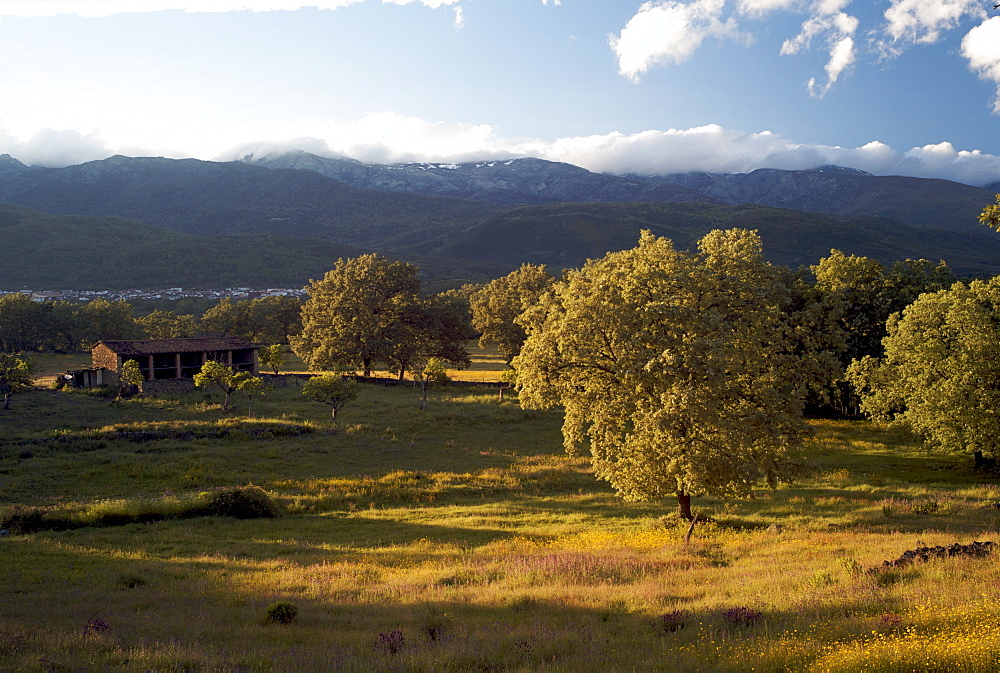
(878, 541, 995, 569)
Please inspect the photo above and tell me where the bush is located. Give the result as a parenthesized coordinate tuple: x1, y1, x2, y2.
(206, 486, 280, 519)
(265, 602, 298, 625)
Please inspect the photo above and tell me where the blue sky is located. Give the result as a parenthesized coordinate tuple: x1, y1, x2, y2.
(1, 1, 999, 185)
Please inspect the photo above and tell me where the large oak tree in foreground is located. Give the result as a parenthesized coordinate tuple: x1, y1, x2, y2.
(512, 229, 811, 520)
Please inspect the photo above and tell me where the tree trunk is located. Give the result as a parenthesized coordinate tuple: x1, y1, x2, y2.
(330, 406, 337, 421)
(3, 392, 10, 410)
(973, 450, 994, 471)
(677, 490, 693, 521)
(363, 359, 372, 378)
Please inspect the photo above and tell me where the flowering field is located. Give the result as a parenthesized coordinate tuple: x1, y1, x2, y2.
(2, 352, 1000, 670)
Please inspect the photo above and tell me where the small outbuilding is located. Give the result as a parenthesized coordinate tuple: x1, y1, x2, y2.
(90, 336, 259, 387)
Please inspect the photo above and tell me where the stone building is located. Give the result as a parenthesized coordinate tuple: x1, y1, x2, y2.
(90, 336, 258, 388)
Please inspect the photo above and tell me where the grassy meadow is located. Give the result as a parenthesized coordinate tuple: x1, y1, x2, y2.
(3, 348, 1000, 671)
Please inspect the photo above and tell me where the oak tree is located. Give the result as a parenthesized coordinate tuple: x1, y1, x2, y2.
(292, 254, 472, 378)
(513, 230, 810, 519)
(291, 254, 421, 376)
(470, 264, 555, 362)
(847, 277, 1000, 470)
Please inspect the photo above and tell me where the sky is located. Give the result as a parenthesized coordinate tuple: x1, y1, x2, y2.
(1, 1, 1000, 186)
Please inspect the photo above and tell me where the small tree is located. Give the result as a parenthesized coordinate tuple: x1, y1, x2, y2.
(259, 344, 285, 375)
(235, 374, 270, 418)
(497, 368, 517, 403)
(0, 354, 36, 410)
(302, 373, 361, 422)
(193, 360, 241, 410)
(412, 357, 450, 410)
(117, 358, 145, 401)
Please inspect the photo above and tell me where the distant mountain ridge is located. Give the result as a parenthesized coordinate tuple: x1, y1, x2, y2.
(1, 152, 999, 288)
(243, 151, 995, 232)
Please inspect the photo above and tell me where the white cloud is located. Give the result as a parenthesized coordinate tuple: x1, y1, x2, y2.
(0, 0, 460, 18)
(781, 9, 858, 97)
(225, 112, 510, 165)
(735, 0, 800, 18)
(881, 0, 984, 49)
(962, 17, 1000, 113)
(0, 128, 113, 167)
(538, 126, 1000, 185)
(610, 0, 747, 82)
(452, 5, 463, 29)
(6, 115, 1000, 187)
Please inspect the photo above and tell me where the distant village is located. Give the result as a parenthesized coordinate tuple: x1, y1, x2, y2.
(0, 287, 307, 303)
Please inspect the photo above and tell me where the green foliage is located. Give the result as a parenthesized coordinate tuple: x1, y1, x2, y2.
(980, 193, 1000, 231)
(847, 277, 1000, 467)
(137, 309, 199, 338)
(116, 359, 144, 400)
(80, 298, 141, 345)
(302, 373, 361, 421)
(193, 360, 243, 409)
(235, 374, 270, 418)
(0, 354, 36, 410)
(470, 263, 555, 362)
(514, 229, 811, 518)
(259, 344, 285, 375)
(421, 358, 451, 386)
(292, 254, 472, 379)
(205, 485, 280, 519)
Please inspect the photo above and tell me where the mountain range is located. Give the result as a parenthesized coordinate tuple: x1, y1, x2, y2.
(1, 151, 999, 289)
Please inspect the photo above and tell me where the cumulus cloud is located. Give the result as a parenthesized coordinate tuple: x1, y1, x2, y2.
(6, 115, 1000, 186)
(0, 0, 460, 18)
(962, 17, 1000, 113)
(880, 0, 984, 51)
(214, 115, 1000, 187)
(223, 112, 512, 165)
(610, 0, 747, 82)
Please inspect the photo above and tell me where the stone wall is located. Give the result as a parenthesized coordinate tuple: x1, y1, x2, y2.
(140, 378, 196, 395)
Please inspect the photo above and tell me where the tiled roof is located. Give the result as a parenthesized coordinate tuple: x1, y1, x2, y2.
(94, 337, 256, 356)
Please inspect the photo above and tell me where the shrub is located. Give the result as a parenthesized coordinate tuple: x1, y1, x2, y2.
(374, 630, 405, 656)
(206, 486, 280, 519)
(658, 609, 691, 633)
(265, 602, 298, 625)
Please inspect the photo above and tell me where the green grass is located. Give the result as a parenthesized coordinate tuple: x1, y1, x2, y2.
(3, 349, 1000, 670)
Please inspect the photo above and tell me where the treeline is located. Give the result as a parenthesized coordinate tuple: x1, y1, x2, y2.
(0, 294, 303, 352)
(0, 244, 964, 418)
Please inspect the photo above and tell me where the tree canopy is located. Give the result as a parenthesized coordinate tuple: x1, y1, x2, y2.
(0, 354, 36, 410)
(513, 229, 810, 519)
(470, 263, 555, 362)
(291, 254, 472, 378)
(847, 277, 1000, 469)
(302, 373, 362, 421)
